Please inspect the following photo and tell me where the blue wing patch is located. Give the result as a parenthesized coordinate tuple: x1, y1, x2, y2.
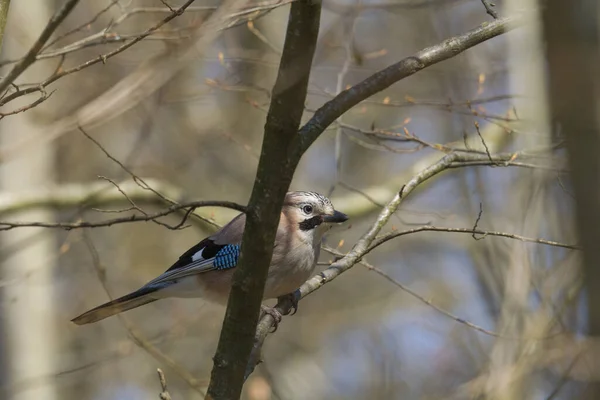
(213, 244, 240, 270)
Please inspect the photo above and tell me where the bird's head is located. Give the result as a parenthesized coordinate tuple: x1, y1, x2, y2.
(283, 191, 348, 240)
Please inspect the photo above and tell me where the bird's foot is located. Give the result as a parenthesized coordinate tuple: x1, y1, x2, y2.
(278, 290, 300, 316)
(260, 305, 282, 332)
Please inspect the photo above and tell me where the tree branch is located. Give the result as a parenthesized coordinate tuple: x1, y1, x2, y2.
(82, 233, 206, 394)
(208, 8, 527, 392)
(294, 14, 523, 156)
(246, 149, 560, 377)
(370, 226, 580, 252)
(0, 179, 182, 216)
(206, 0, 322, 398)
(0, 0, 81, 95)
(157, 369, 173, 400)
(0, 0, 198, 107)
(0, 198, 244, 231)
(481, 0, 499, 19)
(322, 246, 504, 337)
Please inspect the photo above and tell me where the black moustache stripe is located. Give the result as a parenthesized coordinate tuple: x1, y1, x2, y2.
(299, 216, 323, 231)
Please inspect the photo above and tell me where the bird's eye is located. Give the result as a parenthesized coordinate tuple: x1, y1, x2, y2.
(302, 205, 313, 214)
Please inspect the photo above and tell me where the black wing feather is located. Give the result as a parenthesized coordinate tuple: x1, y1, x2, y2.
(165, 238, 226, 272)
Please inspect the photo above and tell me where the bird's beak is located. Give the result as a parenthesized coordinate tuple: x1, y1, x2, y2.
(323, 210, 348, 223)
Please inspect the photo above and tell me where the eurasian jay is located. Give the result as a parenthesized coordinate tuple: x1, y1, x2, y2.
(71, 191, 348, 325)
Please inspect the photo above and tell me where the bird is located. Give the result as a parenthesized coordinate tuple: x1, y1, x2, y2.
(71, 191, 348, 325)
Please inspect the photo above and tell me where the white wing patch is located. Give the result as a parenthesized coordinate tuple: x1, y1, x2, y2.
(191, 248, 205, 261)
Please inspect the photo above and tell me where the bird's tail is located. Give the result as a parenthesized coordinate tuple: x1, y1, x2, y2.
(71, 286, 162, 325)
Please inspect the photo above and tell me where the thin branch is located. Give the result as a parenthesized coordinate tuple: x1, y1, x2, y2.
(246, 149, 563, 378)
(322, 246, 504, 337)
(294, 14, 523, 156)
(22, 6, 217, 62)
(0, 0, 198, 107)
(0, 179, 181, 216)
(79, 126, 175, 205)
(0, 0, 81, 95)
(370, 226, 580, 252)
(0, 88, 54, 118)
(474, 120, 496, 164)
(481, 0, 499, 19)
(0, 199, 245, 231)
(42, 0, 120, 50)
(248, 154, 463, 377)
(81, 233, 206, 394)
(472, 202, 484, 240)
(0, 1, 294, 67)
(157, 369, 173, 400)
(447, 160, 567, 172)
(329, 12, 357, 196)
(246, 20, 281, 54)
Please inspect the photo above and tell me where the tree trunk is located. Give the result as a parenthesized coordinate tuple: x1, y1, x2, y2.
(0, 2, 57, 399)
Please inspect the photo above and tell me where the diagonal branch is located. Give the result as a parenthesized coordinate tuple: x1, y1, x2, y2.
(294, 14, 523, 157)
(0, 0, 198, 107)
(246, 149, 561, 377)
(323, 246, 504, 337)
(481, 0, 499, 19)
(0, 0, 81, 95)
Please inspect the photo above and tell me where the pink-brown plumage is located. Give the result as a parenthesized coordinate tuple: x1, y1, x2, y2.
(71, 191, 347, 325)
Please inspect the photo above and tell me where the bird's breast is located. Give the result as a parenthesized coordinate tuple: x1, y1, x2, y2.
(264, 241, 317, 299)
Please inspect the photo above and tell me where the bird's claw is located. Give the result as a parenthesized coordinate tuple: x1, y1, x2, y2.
(278, 291, 299, 315)
(260, 292, 300, 332)
(260, 305, 282, 332)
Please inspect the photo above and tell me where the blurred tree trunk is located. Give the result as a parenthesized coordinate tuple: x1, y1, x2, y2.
(476, 1, 553, 398)
(543, 0, 600, 397)
(0, 1, 10, 53)
(0, 2, 57, 399)
(0, 1, 10, 388)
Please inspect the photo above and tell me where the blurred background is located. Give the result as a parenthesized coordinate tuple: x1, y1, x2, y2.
(0, 0, 590, 399)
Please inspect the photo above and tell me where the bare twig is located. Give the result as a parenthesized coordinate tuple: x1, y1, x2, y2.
(295, 14, 523, 156)
(157, 369, 173, 400)
(79, 127, 175, 205)
(81, 233, 206, 394)
(472, 202, 484, 240)
(322, 246, 504, 337)
(0, 1, 295, 67)
(0, 0, 198, 107)
(370, 226, 580, 252)
(481, 0, 499, 19)
(22, 5, 217, 62)
(446, 160, 566, 172)
(160, 0, 176, 13)
(329, 12, 357, 197)
(0, 199, 245, 231)
(246, 20, 281, 54)
(474, 120, 496, 164)
(0, 88, 54, 118)
(338, 181, 386, 208)
(42, 0, 119, 50)
(0, 179, 181, 216)
(0, 0, 81, 95)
